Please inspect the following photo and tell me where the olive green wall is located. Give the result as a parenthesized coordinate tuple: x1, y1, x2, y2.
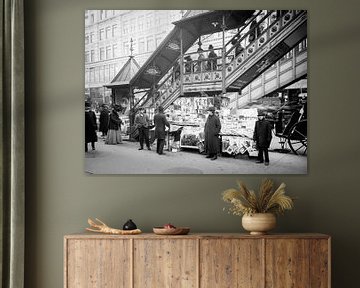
(24, 0, 360, 287)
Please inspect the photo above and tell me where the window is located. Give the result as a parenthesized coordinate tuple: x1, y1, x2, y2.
(138, 16, 144, 31)
(90, 50, 95, 62)
(147, 37, 154, 51)
(85, 51, 90, 63)
(100, 48, 105, 60)
(106, 27, 111, 39)
(85, 34, 89, 44)
(138, 38, 145, 53)
(123, 42, 129, 55)
(100, 66, 104, 82)
(130, 19, 135, 33)
(99, 29, 105, 41)
(110, 64, 115, 79)
(146, 15, 151, 29)
(90, 67, 95, 82)
(100, 10, 105, 20)
(91, 14, 94, 23)
(112, 24, 117, 37)
(106, 46, 111, 59)
(85, 69, 89, 84)
(95, 67, 99, 83)
(155, 16, 161, 27)
(90, 32, 94, 43)
(105, 65, 109, 81)
(123, 21, 128, 35)
(113, 44, 118, 58)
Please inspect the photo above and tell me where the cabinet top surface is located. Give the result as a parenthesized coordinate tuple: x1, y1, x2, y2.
(64, 232, 330, 240)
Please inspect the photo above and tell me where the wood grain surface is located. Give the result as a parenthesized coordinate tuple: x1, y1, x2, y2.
(64, 233, 330, 288)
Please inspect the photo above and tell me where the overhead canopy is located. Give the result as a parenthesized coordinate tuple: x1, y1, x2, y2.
(104, 56, 140, 88)
(130, 10, 255, 90)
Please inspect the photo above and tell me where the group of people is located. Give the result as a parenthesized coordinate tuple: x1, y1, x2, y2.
(85, 102, 124, 152)
(184, 44, 219, 73)
(195, 106, 273, 165)
(134, 106, 170, 155)
(86, 101, 273, 165)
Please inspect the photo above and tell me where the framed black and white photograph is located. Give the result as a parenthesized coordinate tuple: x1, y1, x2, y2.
(84, 10, 308, 174)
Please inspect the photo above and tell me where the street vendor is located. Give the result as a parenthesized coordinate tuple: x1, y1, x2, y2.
(204, 106, 221, 160)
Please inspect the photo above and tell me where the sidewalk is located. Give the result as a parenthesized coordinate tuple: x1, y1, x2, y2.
(85, 136, 307, 175)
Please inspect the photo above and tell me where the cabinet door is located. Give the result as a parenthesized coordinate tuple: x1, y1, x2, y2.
(265, 239, 318, 288)
(309, 239, 330, 288)
(200, 239, 264, 288)
(65, 239, 131, 288)
(133, 239, 198, 288)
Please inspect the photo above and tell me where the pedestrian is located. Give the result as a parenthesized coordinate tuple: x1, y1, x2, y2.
(204, 106, 221, 160)
(85, 101, 98, 152)
(105, 104, 123, 145)
(99, 104, 110, 138)
(248, 19, 261, 43)
(253, 110, 273, 166)
(196, 48, 206, 72)
(207, 45, 218, 71)
(184, 55, 193, 73)
(153, 105, 170, 155)
(134, 107, 151, 150)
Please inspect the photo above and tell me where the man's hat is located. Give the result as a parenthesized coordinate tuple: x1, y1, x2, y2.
(257, 110, 266, 116)
(208, 44, 214, 49)
(207, 106, 215, 112)
(85, 101, 91, 108)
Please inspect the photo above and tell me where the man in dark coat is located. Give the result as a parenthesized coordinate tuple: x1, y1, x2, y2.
(153, 105, 170, 155)
(134, 107, 151, 150)
(207, 45, 218, 71)
(85, 102, 98, 152)
(253, 111, 273, 165)
(204, 106, 221, 160)
(99, 104, 110, 137)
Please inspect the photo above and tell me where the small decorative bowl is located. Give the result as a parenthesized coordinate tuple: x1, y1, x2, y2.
(153, 227, 190, 235)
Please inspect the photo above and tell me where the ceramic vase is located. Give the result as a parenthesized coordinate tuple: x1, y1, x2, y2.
(242, 213, 276, 235)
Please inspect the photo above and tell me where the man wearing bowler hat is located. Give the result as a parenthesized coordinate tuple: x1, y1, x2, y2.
(134, 107, 151, 150)
(253, 110, 273, 165)
(153, 105, 170, 155)
(204, 106, 221, 160)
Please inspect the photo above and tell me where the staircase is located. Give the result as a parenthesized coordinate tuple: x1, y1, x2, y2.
(142, 10, 307, 110)
(237, 41, 307, 108)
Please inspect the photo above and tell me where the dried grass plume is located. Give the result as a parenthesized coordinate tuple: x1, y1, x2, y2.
(222, 179, 294, 216)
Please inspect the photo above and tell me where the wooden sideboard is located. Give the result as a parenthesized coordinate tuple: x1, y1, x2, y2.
(64, 233, 330, 288)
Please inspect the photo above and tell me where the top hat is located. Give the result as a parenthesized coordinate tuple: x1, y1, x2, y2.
(207, 106, 215, 112)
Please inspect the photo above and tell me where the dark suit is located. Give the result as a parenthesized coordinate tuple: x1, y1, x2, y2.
(253, 118, 273, 163)
(153, 112, 170, 154)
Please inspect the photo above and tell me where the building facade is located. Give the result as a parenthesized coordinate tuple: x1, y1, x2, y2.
(85, 10, 184, 105)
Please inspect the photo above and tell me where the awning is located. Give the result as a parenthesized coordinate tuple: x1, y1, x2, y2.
(104, 56, 141, 88)
(129, 10, 255, 90)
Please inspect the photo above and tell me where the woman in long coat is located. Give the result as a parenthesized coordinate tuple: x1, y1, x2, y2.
(204, 106, 221, 160)
(99, 105, 110, 137)
(105, 104, 123, 145)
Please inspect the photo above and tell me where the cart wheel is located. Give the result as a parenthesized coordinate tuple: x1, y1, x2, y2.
(288, 120, 307, 155)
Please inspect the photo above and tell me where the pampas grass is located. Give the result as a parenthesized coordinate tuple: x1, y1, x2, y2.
(222, 179, 294, 216)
